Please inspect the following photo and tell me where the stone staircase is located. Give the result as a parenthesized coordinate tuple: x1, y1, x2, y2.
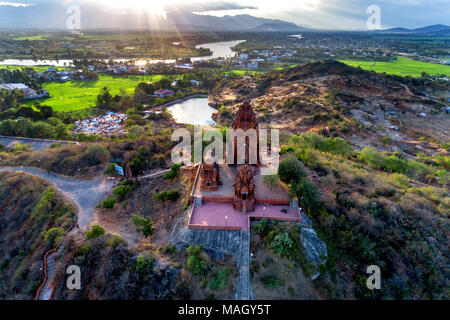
(171, 225, 242, 259)
(38, 246, 64, 300)
(39, 252, 55, 300)
(235, 230, 253, 300)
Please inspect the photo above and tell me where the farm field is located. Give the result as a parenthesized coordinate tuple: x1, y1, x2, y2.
(0, 65, 69, 72)
(25, 74, 175, 111)
(340, 56, 450, 77)
(13, 35, 47, 41)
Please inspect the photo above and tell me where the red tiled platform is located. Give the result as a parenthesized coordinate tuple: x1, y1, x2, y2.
(189, 203, 300, 231)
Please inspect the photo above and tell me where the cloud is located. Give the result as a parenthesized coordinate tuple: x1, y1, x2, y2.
(0, 1, 32, 6)
(180, 1, 257, 12)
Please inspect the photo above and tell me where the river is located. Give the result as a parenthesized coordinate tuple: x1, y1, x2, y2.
(0, 40, 246, 67)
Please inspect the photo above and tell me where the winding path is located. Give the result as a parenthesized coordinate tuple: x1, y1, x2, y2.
(0, 166, 113, 231)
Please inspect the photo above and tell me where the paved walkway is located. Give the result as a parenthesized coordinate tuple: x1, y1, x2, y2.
(0, 166, 113, 231)
(0, 136, 75, 151)
(190, 203, 299, 230)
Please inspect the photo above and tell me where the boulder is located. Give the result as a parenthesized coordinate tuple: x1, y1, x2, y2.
(299, 211, 328, 266)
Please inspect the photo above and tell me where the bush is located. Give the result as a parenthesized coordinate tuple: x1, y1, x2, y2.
(209, 267, 231, 291)
(104, 163, 116, 175)
(359, 146, 388, 169)
(254, 217, 272, 235)
(291, 178, 322, 215)
(131, 213, 155, 238)
(136, 253, 155, 272)
(154, 189, 180, 201)
(45, 227, 65, 247)
(261, 276, 278, 289)
(112, 185, 132, 199)
(86, 225, 105, 239)
(186, 245, 207, 276)
(270, 232, 294, 258)
(102, 197, 116, 209)
(278, 156, 307, 184)
(83, 144, 110, 165)
(384, 155, 408, 173)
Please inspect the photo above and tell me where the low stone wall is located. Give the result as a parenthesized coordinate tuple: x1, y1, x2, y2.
(202, 196, 233, 203)
(189, 224, 241, 231)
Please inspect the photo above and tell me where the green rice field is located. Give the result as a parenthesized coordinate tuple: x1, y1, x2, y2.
(340, 57, 450, 77)
(25, 74, 175, 112)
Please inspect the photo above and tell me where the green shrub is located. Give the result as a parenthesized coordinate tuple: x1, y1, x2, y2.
(86, 225, 105, 239)
(384, 155, 408, 173)
(45, 227, 65, 247)
(83, 144, 109, 165)
(112, 185, 132, 199)
(154, 189, 180, 201)
(290, 178, 322, 215)
(209, 267, 231, 291)
(261, 276, 279, 289)
(131, 213, 155, 238)
(186, 245, 207, 276)
(136, 253, 155, 272)
(278, 156, 307, 184)
(270, 232, 294, 258)
(102, 197, 116, 209)
(254, 218, 272, 235)
(104, 163, 116, 175)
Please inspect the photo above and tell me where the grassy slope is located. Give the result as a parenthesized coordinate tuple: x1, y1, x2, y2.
(0, 171, 75, 299)
(340, 57, 450, 77)
(25, 74, 174, 111)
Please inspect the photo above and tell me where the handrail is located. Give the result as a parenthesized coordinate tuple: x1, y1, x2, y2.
(34, 224, 75, 300)
(34, 246, 58, 300)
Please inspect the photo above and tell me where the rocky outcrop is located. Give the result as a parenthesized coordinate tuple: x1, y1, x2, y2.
(299, 211, 328, 267)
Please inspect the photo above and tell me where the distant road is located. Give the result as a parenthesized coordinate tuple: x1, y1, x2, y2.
(0, 166, 112, 231)
(0, 135, 77, 151)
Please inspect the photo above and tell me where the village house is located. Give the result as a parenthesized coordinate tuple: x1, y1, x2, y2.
(0, 83, 49, 99)
(154, 89, 175, 97)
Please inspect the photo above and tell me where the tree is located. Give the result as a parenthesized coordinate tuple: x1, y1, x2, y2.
(128, 157, 143, 176)
(134, 87, 147, 103)
(278, 156, 307, 184)
(290, 178, 322, 215)
(83, 144, 110, 165)
(131, 213, 155, 238)
(263, 175, 278, 192)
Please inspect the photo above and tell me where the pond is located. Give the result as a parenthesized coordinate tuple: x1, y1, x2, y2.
(167, 98, 216, 126)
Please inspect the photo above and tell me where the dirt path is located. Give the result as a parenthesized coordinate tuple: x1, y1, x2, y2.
(0, 166, 113, 232)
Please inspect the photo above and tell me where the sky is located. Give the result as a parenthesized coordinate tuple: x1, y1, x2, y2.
(0, 0, 449, 30)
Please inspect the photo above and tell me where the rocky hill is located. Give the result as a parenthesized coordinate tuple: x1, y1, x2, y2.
(211, 60, 449, 299)
(211, 60, 449, 157)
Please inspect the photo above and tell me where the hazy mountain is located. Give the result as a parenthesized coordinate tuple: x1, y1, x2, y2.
(381, 24, 450, 35)
(0, 3, 306, 32)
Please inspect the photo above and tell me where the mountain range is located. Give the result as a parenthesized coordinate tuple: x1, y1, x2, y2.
(381, 24, 450, 36)
(0, 3, 306, 32)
